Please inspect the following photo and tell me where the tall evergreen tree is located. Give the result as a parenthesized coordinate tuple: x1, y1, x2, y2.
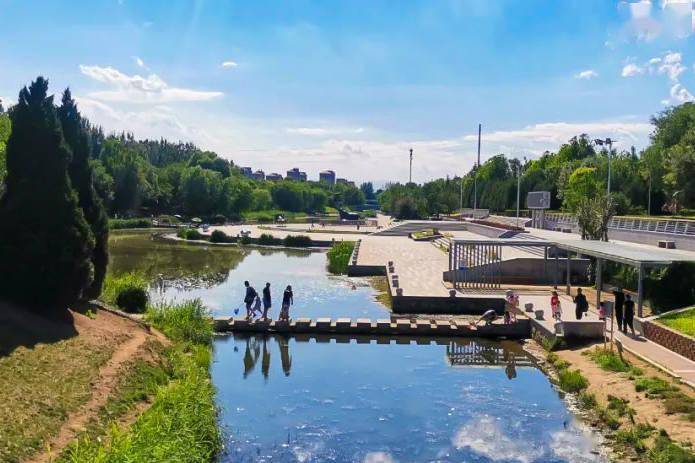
(0, 77, 94, 310)
(59, 89, 109, 299)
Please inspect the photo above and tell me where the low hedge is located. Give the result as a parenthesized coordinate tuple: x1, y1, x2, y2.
(177, 229, 204, 241)
(109, 218, 153, 230)
(210, 230, 234, 243)
(283, 235, 313, 247)
(258, 233, 280, 245)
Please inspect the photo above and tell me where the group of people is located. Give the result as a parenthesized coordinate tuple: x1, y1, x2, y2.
(243, 281, 294, 321)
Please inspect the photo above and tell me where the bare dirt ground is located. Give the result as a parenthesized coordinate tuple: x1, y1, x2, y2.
(0, 303, 165, 463)
(558, 343, 695, 446)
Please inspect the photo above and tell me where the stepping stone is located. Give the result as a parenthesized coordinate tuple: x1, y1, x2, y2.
(232, 319, 249, 328)
(376, 319, 392, 330)
(334, 336, 350, 343)
(356, 318, 373, 329)
(335, 318, 352, 329)
(395, 319, 411, 332)
(315, 318, 331, 329)
(294, 318, 311, 328)
(354, 335, 372, 344)
(415, 319, 433, 332)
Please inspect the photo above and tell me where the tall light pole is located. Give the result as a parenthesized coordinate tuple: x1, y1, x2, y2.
(594, 138, 615, 197)
(516, 157, 526, 228)
(474, 124, 481, 210)
(409, 148, 413, 184)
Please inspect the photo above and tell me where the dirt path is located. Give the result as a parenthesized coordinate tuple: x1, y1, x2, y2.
(25, 311, 153, 463)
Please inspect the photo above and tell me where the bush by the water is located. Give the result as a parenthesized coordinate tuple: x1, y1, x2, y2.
(283, 235, 313, 247)
(327, 241, 355, 274)
(109, 218, 152, 230)
(103, 273, 149, 313)
(210, 230, 234, 243)
(258, 233, 280, 245)
(177, 228, 204, 240)
(145, 299, 214, 345)
(558, 369, 589, 392)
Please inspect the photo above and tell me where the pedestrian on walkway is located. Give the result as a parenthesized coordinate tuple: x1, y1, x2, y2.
(551, 291, 562, 321)
(612, 286, 625, 331)
(623, 294, 636, 335)
(280, 285, 294, 321)
(573, 288, 588, 320)
(243, 281, 257, 320)
(262, 282, 272, 320)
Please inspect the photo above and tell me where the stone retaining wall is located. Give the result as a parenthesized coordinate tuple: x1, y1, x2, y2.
(642, 320, 695, 361)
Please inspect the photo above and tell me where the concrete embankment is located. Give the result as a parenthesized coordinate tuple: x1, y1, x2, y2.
(214, 317, 531, 339)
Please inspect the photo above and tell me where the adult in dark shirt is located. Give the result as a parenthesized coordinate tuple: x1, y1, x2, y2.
(243, 281, 257, 319)
(262, 282, 272, 320)
(612, 287, 625, 331)
(573, 288, 588, 320)
(623, 294, 636, 335)
(280, 285, 294, 321)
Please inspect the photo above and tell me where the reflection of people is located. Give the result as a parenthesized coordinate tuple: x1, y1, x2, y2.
(623, 294, 636, 335)
(573, 288, 588, 320)
(243, 338, 260, 378)
(261, 337, 271, 380)
(474, 309, 498, 326)
(612, 287, 625, 331)
(280, 285, 294, 321)
(277, 336, 292, 376)
(505, 355, 517, 380)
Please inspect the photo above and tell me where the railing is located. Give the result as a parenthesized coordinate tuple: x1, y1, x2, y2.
(544, 213, 695, 237)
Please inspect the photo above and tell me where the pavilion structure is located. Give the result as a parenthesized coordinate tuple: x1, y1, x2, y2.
(449, 237, 695, 317)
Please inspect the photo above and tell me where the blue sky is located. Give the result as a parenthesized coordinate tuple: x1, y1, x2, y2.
(1, 0, 694, 183)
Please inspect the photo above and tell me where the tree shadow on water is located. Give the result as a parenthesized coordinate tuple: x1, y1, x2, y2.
(0, 301, 78, 357)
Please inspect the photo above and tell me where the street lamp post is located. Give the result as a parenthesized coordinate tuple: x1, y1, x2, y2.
(594, 138, 615, 197)
(516, 156, 526, 228)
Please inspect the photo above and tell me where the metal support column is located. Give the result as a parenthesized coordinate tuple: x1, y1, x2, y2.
(566, 252, 571, 295)
(637, 264, 644, 318)
(554, 248, 559, 288)
(595, 258, 603, 309)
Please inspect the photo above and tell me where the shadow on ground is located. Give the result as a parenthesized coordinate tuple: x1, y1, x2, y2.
(0, 302, 78, 357)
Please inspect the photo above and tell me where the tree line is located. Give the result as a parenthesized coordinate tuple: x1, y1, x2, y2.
(379, 102, 695, 220)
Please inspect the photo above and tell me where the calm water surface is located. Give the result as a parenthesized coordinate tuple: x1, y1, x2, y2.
(110, 231, 606, 463)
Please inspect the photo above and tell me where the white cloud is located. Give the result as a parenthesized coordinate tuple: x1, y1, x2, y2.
(79, 64, 223, 103)
(452, 416, 543, 463)
(622, 63, 645, 77)
(221, 60, 238, 68)
(620, 0, 692, 40)
(363, 452, 396, 463)
(134, 56, 147, 69)
(656, 51, 686, 80)
(664, 82, 695, 104)
(285, 126, 365, 137)
(575, 69, 599, 80)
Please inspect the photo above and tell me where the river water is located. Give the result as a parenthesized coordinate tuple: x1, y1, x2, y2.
(109, 231, 607, 463)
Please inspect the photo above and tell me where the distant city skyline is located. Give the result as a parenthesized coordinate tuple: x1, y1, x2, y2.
(1, 0, 694, 184)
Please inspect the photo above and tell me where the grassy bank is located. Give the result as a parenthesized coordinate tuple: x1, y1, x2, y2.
(538, 340, 695, 462)
(658, 307, 695, 337)
(109, 217, 153, 229)
(58, 299, 221, 462)
(326, 241, 355, 274)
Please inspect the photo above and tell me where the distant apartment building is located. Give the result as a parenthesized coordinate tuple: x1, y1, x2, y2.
(336, 178, 356, 187)
(319, 170, 336, 185)
(240, 167, 253, 178)
(266, 173, 283, 181)
(251, 170, 265, 181)
(286, 167, 307, 181)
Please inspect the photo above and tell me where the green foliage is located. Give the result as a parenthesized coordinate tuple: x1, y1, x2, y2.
(209, 229, 233, 243)
(0, 107, 10, 188)
(578, 391, 597, 409)
(647, 433, 695, 463)
(283, 234, 313, 247)
(179, 165, 223, 217)
(0, 77, 95, 310)
(327, 241, 355, 274)
(145, 299, 214, 345)
(557, 369, 589, 392)
(109, 217, 153, 229)
(103, 272, 149, 313)
(614, 423, 654, 453)
(635, 377, 675, 395)
(586, 347, 633, 373)
(658, 307, 695, 336)
(177, 228, 204, 241)
(258, 233, 280, 245)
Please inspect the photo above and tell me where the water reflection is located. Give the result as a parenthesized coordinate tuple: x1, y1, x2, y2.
(213, 335, 606, 463)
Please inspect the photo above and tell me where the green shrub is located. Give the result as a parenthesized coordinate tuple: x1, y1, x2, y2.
(327, 241, 355, 274)
(209, 230, 233, 243)
(587, 347, 633, 373)
(103, 273, 149, 313)
(635, 377, 675, 396)
(558, 369, 589, 393)
(283, 234, 313, 247)
(647, 433, 695, 463)
(597, 406, 622, 430)
(145, 299, 214, 345)
(211, 214, 227, 225)
(109, 218, 152, 230)
(663, 395, 695, 420)
(607, 395, 635, 421)
(255, 213, 274, 224)
(579, 392, 597, 409)
(258, 233, 280, 245)
(176, 228, 204, 241)
(239, 235, 252, 245)
(614, 423, 653, 453)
